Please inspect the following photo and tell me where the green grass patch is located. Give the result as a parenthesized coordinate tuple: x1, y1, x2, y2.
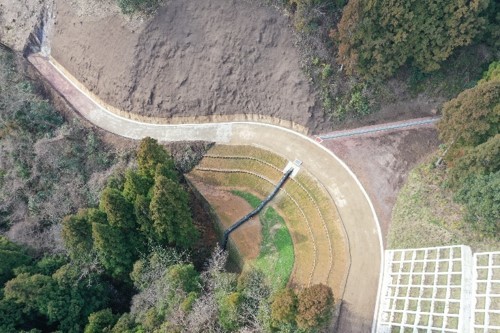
(233, 191, 294, 290)
(253, 207, 294, 290)
(389, 152, 499, 252)
(231, 190, 261, 209)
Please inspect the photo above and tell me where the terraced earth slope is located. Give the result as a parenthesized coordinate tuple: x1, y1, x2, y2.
(188, 145, 349, 299)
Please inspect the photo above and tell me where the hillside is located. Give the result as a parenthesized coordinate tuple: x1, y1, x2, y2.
(50, 0, 320, 129)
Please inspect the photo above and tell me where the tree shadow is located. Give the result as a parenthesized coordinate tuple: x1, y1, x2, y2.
(334, 301, 373, 333)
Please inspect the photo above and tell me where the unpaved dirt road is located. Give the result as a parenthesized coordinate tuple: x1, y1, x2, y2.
(29, 53, 383, 332)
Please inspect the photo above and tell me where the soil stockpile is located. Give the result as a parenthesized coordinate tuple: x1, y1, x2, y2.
(50, 0, 319, 127)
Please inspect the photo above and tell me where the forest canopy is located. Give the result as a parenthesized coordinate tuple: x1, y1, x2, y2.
(437, 62, 500, 236)
(335, 0, 491, 79)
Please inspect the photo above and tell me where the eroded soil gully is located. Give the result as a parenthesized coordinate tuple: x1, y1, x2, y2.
(28, 53, 383, 333)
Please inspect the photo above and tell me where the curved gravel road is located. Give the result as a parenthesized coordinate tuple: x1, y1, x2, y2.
(28, 53, 383, 333)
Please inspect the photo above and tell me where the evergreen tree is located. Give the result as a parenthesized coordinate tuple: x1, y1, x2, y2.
(84, 308, 118, 333)
(122, 170, 153, 202)
(0, 236, 32, 285)
(62, 209, 94, 262)
(149, 175, 197, 249)
(3, 265, 112, 333)
(134, 194, 155, 241)
(0, 297, 25, 333)
(99, 188, 136, 230)
(137, 137, 177, 181)
(336, 0, 490, 78)
(92, 222, 138, 279)
(4, 273, 56, 322)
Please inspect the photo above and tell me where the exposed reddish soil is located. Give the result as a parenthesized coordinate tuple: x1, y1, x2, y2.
(190, 181, 262, 261)
(323, 126, 441, 245)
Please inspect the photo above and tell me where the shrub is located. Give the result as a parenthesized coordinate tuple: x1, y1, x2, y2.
(455, 172, 500, 237)
(348, 90, 370, 116)
(321, 64, 333, 80)
(271, 288, 297, 327)
(217, 292, 241, 331)
(296, 284, 333, 330)
(481, 61, 500, 83)
(117, 0, 161, 14)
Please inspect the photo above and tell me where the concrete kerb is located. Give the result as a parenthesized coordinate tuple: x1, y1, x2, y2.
(306, 133, 385, 333)
(46, 55, 310, 135)
(29, 53, 385, 330)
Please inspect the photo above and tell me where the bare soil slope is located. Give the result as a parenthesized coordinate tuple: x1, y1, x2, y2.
(323, 127, 440, 244)
(50, 0, 319, 127)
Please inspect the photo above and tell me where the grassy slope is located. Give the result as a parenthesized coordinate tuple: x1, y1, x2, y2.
(233, 191, 294, 290)
(389, 153, 499, 252)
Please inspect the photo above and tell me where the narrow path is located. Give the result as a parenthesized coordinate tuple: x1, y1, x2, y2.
(29, 53, 384, 333)
(317, 117, 440, 141)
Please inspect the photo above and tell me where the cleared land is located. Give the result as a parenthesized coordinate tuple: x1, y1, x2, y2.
(48, 0, 319, 129)
(323, 126, 440, 243)
(188, 145, 348, 299)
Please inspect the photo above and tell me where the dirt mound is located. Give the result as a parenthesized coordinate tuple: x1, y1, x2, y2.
(50, 0, 319, 128)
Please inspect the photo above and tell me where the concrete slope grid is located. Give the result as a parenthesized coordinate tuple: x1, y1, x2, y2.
(28, 53, 384, 333)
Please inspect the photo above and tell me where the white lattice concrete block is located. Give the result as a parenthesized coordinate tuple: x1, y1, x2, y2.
(375, 245, 500, 333)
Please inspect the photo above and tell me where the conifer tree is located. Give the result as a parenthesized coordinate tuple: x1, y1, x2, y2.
(336, 0, 490, 78)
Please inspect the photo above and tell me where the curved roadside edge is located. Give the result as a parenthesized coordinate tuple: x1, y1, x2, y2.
(27, 53, 384, 332)
(47, 55, 311, 135)
(298, 127, 384, 333)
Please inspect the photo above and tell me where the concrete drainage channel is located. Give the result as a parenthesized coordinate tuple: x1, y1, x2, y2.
(222, 167, 294, 250)
(318, 117, 440, 141)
